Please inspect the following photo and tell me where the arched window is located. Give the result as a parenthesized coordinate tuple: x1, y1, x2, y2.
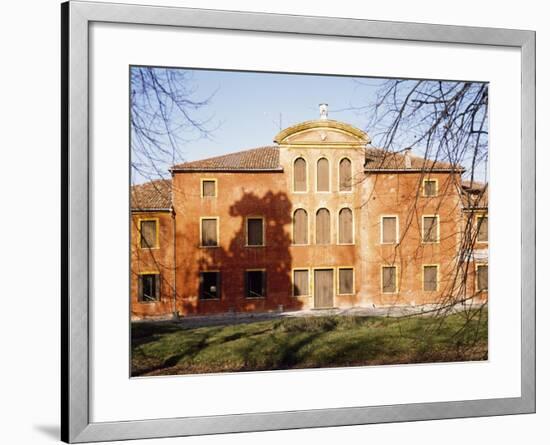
(316, 158, 329, 192)
(338, 208, 353, 244)
(293, 209, 308, 245)
(293, 158, 307, 192)
(315, 208, 331, 244)
(339, 158, 352, 191)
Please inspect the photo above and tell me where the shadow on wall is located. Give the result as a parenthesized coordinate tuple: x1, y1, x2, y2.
(180, 190, 304, 315)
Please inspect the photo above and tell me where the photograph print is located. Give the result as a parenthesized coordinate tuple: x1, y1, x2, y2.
(130, 67, 489, 377)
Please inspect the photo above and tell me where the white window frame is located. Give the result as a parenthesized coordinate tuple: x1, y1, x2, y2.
(422, 264, 440, 292)
(422, 214, 440, 244)
(291, 268, 311, 297)
(199, 216, 220, 248)
(200, 178, 218, 198)
(380, 215, 399, 244)
(292, 208, 309, 245)
(292, 156, 308, 193)
(381, 265, 399, 294)
(337, 206, 355, 245)
(337, 266, 355, 295)
(315, 207, 332, 244)
(337, 156, 353, 193)
(315, 156, 331, 193)
(245, 216, 265, 247)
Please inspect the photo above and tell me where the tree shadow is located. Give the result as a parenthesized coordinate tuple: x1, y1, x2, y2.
(192, 189, 302, 314)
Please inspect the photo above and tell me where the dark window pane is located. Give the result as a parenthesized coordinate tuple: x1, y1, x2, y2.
(424, 180, 437, 196)
(316, 208, 330, 244)
(201, 219, 218, 246)
(247, 218, 264, 246)
(293, 270, 309, 296)
(338, 208, 353, 244)
(382, 266, 397, 293)
(202, 180, 216, 197)
(477, 215, 488, 242)
(245, 271, 266, 298)
(140, 220, 157, 248)
(339, 158, 352, 191)
(294, 158, 307, 192)
(423, 266, 438, 291)
(200, 272, 220, 299)
(139, 274, 159, 302)
(477, 265, 488, 291)
(293, 209, 308, 244)
(338, 268, 354, 294)
(423, 216, 438, 242)
(382, 217, 397, 243)
(317, 158, 329, 192)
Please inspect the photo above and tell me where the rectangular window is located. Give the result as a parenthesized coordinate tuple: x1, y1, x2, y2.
(381, 216, 398, 244)
(382, 266, 397, 293)
(245, 270, 266, 298)
(199, 271, 220, 299)
(477, 215, 488, 242)
(338, 268, 354, 294)
(139, 219, 158, 248)
(293, 269, 309, 296)
(423, 265, 438, 292)
(246, 217, 264, 246)
(138, 273, 159, 302)
(201, 179, 216, 197)
(422, 215, 439, 243)
(200, 218, 218, 247)
(477, 264, 488, 291)
(423, 179, 438, 196)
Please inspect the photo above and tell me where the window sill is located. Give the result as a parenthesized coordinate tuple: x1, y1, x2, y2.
(245, 245, 266, 248)
(139, 246, 160, 250)
(199, 245, 220, 249)
(245, 297, 266, 300)
(337, 242, 356, 246)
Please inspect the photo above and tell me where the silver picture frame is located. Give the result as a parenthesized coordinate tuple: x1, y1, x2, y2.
(61, 1, 536, 442)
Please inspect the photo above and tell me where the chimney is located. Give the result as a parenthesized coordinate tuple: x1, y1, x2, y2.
(403, 147, 412, 169)
(319, 103, 328, 120)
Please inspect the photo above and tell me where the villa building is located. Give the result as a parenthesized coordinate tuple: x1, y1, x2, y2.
(131, 107, 488, 319)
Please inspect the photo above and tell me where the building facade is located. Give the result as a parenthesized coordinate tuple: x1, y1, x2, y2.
(131, 112, 488, 319)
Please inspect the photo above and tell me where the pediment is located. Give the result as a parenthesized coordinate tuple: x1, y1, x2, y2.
(274, 119, 370, 146)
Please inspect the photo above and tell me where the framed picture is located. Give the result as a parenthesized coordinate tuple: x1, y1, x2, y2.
(62, 1, 535, 442)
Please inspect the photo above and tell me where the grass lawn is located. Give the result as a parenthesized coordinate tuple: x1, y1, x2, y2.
(131, 309, 488, 376)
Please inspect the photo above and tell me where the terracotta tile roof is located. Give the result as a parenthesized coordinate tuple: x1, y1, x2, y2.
(461, 180, 488, 209)
(172, 146, 282, 172)
(131, 179, 172, 211)
(363, 147, 462, 172)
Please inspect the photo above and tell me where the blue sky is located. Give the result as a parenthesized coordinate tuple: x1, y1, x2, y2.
(172, 69, 385, 162)
(130, 67, 487, 184)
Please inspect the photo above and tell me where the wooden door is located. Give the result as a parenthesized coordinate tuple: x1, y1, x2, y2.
(314, 269, 334, 308)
